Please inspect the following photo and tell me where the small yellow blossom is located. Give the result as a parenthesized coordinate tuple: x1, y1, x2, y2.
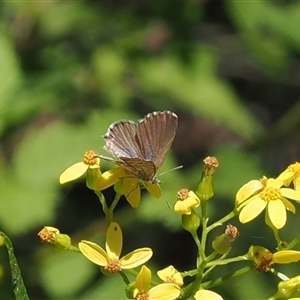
(59, 150, 100, 184)
(78, 222, 152, 274)
(120, 176, 161, 208)
(133, 265, 181, 300)
(175, 189, 200, 215)
(157, 265, 183, 286)
(277, 162, 300, 190)
(236, 177, 300, 229)
(59, 150, 130, 192)
(194, 289, 224, 300)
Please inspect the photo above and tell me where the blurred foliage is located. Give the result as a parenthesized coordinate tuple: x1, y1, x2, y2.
(0, 1, 300, 299)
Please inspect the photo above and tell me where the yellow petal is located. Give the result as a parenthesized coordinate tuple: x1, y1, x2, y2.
(194, 289, 224, 300)
(277, 169, 295, 186)
(148, 283, 181, 300)
(281, 197, 296, 213)
(78, 240, 109, 266)
(96, 167, 126, 190)
(273, 250, 300, 264)
(281, 188, 300, 202)
(236, 180, 263, 205)
(157, 265, 183, 286)
(157, 265, 176, 281)
(106, 222, 122, 260)
(239, 197, 266, 223)
(268, 200, 286, 229)
(145, 182, 162, 198)
(267, 178, 283, 189)
(59, 162, 88, 184)
(123, 178, 141, 208)
(120, 248, 153, 269)
(136, 265, 151, 292)
(174, 200, 191, 215)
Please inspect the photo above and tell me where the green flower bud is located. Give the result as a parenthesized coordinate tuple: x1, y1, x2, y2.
(125, 281, 136, 299)
(181, 209, 200, 233)
(277, 276, 300, 298)
(196, 157, 218, 201)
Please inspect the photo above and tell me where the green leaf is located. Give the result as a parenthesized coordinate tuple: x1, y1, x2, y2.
(0, 232, 30, 300)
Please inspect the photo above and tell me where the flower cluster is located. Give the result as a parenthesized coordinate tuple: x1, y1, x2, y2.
(37, 117, 300, 300)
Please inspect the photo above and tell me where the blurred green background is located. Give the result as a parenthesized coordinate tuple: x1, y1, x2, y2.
(1, 1, 300, 299)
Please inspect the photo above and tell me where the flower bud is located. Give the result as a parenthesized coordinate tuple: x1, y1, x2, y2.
(196, 156, 218, 201)
(181, 209, 200, 233)
(38, 226, 72, 251)
(212, 224, 239, 254)
(277, 275, 300, 298)
(125, 281, 136, 299)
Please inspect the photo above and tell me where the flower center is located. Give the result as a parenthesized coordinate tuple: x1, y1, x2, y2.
(105, 258, 121, 273)
(165, 277, 176, 283)
(177, 188, 189, 200)
(259, 187, 281, 202)
(83, 150, 99, 166)
(136, 291, 149, 300)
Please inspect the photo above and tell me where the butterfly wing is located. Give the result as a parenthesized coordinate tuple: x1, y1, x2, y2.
(117, 157, 156, 181)
(137, 111, 178, 169)
(103, 120, 144, 159)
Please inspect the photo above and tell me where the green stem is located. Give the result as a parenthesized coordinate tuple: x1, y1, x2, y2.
(119, 271, 131, 285)
(287, 232, 300, 249)
(94, 191, 122, 224)
(69, 245, 81, 253)
(206, 255, 249, 268)
(206, 210, 237, 233)
(202, 265, 253, 289)
(272, 228, 282, 250)
(0, 232, 30, 300)
(95, 190, 109, 215)
(200, 201, 208, 260)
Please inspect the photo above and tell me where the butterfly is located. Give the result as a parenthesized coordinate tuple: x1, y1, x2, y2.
(100, 111, 178, 183)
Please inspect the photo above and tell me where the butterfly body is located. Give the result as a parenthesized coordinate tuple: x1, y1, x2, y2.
(102, 111, 178, 183)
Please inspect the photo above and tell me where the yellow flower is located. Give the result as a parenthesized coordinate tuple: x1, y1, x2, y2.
(236, 177, 300, 229)
(133, 265, 181, 300)
(277, 162, 300, 190)
(120, 176, 161, 208)
(78, 222, 152, 274)
(157, 265, 183, 287)
(59, 150, 100, 184)
(59, 150, 129, 191)
(174, 189, 200, 215)
(248, 246, 300, 272)
(194, 289, 224, 300)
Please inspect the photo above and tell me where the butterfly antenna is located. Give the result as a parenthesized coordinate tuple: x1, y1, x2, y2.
(159, 165, 183, 177)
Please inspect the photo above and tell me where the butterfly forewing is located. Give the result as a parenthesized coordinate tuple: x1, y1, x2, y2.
(104, 121, 144, 159)
(137, 111, 178, 169)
